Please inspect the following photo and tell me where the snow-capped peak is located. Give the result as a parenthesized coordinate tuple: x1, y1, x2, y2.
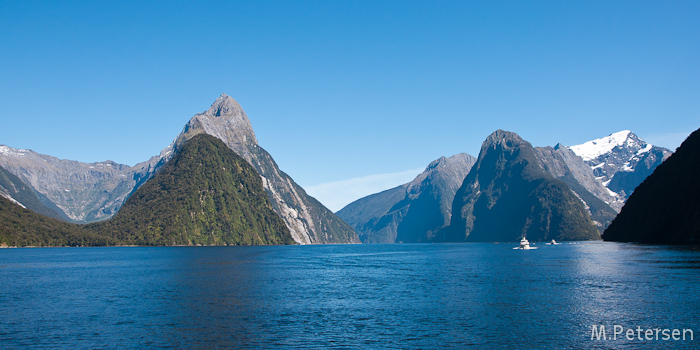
(569, 130, 633, 161)
(0, 145, 30, 158)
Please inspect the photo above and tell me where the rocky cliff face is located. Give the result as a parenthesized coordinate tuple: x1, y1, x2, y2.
(569, 130, 671, 201)
(445, 130, 600, 242)
(0, 164, 69, 220)
(603, 127, 700, 244)
(174, 94, 358, 244)
(337, 153, 476, 243)
(533, 145, 619, 229)
(0, 145, 168, 223)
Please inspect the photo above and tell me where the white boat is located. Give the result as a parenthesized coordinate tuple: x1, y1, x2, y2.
(514, 237, 537, 250)
(547, 239, 560, 245)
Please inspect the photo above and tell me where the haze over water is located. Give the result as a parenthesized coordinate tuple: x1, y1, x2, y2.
(1, 242, 698, 349)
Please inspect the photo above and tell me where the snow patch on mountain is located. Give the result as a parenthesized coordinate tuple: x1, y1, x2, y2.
(568, 130, 672, 202)
(637, 144, 653, 155)
(569, 130, 632, 161)
(0, 146, 29, 158)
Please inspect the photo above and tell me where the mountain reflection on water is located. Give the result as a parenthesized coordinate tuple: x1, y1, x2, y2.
(1, 242, 698, 349)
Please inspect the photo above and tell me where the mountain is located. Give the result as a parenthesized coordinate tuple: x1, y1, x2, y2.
(569, 130, 672, 202)
(88, 134, 294, 246)
(0, 145, 168, 223)
(533, 145, 619, 230)
(174, 94, 358, 244)
(603, 128, 700, 244)
(0, 165, 69, 220)
(444, 130, 601, 242)
(336, 185, 408, 243)
(0, 195, 114, 247)
(337, 153, 476, 243)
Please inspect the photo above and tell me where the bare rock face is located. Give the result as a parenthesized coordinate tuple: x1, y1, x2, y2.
(0, 145, 167, 223)
(177, 94, 258, 161)
(174, 94, 358, 244)
(536, 145, 620, 207)
(533, 145, 619, 230)
(0, 164, 68, 220)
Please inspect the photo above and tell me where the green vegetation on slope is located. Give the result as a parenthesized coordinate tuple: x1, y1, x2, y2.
(0, 195, 114, 247)
(560, 173, 618, 231)
(88, 134, 294, 246)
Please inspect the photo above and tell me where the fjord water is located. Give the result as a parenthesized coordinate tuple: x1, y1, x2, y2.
(1, 243, 698, 349)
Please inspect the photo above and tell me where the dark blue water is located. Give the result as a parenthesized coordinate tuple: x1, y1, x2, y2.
(1, 242, 699, 349)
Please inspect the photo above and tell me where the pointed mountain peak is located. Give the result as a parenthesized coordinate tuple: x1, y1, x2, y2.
(206, 93, 244, 117)
(482, 130, 528, 152)
(425, 156, 448, 171)
(485, 129, 524, 143)
(610, 130, 633, 140)
(175, 94, 258, 160)
(424, 153, 476, 173)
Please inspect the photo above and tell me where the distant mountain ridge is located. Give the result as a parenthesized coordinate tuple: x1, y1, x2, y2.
(0, 145, 168, 223)
(0, 165, 69, 221)
(337, 153, 476, 243)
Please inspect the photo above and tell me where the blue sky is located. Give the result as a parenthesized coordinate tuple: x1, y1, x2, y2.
(1, 0, 698, 211)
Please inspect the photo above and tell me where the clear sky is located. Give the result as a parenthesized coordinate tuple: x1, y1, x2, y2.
(1, 0, 698, 211)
